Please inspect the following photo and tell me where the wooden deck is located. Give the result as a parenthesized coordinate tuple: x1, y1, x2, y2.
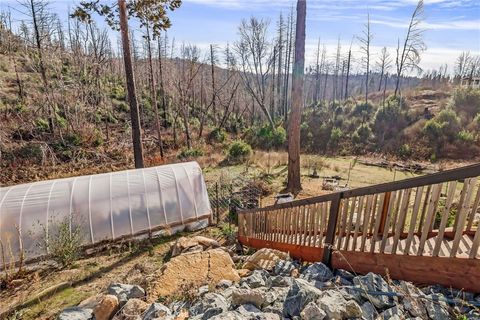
(238, 164, 480, 292)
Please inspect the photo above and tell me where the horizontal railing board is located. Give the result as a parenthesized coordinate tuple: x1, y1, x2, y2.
(240, 163, 480, 214)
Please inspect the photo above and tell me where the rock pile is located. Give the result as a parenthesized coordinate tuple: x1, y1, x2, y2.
(57, 237, 480, 320)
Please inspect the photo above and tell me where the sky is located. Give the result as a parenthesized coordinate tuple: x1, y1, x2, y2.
(2, 0, 480, 74)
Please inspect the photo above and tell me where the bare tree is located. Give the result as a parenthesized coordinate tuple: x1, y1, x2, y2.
(234, 17, 275, 127)
(358, 13, 372, 103)
(286, 0, 306, 194)
(376, 47, 391, 92)
(394, 0, 426, 96)
(344, 39, 353, 100)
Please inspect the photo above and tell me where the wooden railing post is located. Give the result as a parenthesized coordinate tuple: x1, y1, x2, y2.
(322, 192, 342, 267)
(378, 191, 391, 236)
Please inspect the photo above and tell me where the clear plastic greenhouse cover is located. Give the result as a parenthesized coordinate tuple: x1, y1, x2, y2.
(0, 161, 211, 263)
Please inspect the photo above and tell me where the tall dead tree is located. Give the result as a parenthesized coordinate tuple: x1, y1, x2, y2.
(283, 8, 294, 121)
(145, 23, 164, 158)
(377, 46, 391, 92)
(287, 0, 306, 194)
(358, 13, 372, 104)
(313, 38, 321, 104)
(395, 0, 426, 96)
(276, 13, 284, 118)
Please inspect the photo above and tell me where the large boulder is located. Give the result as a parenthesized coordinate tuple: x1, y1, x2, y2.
(283, 279, 323, 318)
(148, 249, 240, 301)
(107, 283, 145, 305)
(353, 273, 396, 310)
(170, 236, 220, 257)
(57, 307, 93, 320)
(242, 248, 290, 271)
(241, 269, 269, 288)
(93, 295, 119, 320)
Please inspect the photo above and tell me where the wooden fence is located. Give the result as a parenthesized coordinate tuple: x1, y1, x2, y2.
(238, 163, 480, 292)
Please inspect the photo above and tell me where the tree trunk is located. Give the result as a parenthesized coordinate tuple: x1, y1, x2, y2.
(118, 0, 144, 168)
(146, 23, 164, 158)
(287, 0, 306, 194)
(344, 49, 351, 100)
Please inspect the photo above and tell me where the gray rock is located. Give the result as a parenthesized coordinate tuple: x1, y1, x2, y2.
(268, 275, 292, 288)
(201, 307, 224, 319)
(242, 270, 269, 288)
(341, 285, 365, 304)
(57, 307, 93, 320)
(189, 292, 229, 317)
(273, 260, 298, 276)
(142, 303, 172, 320)
(467, 309, 480, 320)
(198, 285, 209, 296)
(397, 281, 427, 318)
(378, 306, 404, 320)
(209, 311, 244, 320)
(423, 294, 451, 320)
(353, 273, 396, 310)
(217, 279, 234, 289)
(300, 302, 326, 320)
(360, 301, 378, 320)
(262, 301, 284, 317)
(301, 262, 333, 282)
(107, 283, 145, 305)
(317, 289, 362, 319)
(237, 304, 261, 314)
(231, 288, 268, 309)
(283, 279, 323, 318)
(334, 269, 355, 282)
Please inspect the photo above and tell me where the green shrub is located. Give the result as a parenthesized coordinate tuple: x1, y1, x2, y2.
(457, 130, 475, 143)
(474, 113, 480, 125)
(92, 130, 104, 147)
(64, 133, 82, 147)
(56, 114, 67, 129)
(352, 124, 371, 144)
(329, 127, 343, 145)
(113, 99, 129, 112)
(40, 217, 83, 268)
(17, 143, 42, 159)
(208, 128, 227, 143)
(247, 124, 286, 149)
(398, 144, 412, 158)
(110, 85, 126, 100)
(450, 87, 480, 119)
(178, 147, 204, 159)
(35, 118, 50, 132)
(15, 103, 26, 113)
(227, 140, 252, 162)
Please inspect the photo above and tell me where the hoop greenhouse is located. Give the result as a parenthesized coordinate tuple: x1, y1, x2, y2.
(0, 161, 211, 263)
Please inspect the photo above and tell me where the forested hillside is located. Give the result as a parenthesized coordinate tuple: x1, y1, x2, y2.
(0, 4, 479, 186)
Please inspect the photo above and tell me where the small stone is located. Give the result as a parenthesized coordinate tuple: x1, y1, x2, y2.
(231, 288, 268, 309)
(268, 275, 292, 288)
(113, 298, 149, 320)
(241, 269, 268, 288)
(300, 301, 326, 320)
(273, 260, 298, 276)
(107, 283, 145, 305)
(142, 303, 171, 320)
(94, 295, 119, 320)
(353, 273, 396, 310)
(57, 307, 93, 320)
(197, 285, 209, 296)
(378, 306, 404, 320)
(423, 294, 451, 320)
(360, 301, 378, 320)
(189, 293, 229, 317)
(283, 279, 323, 318)
(216, 279, 233, 289)
(301, 262, 333, 282)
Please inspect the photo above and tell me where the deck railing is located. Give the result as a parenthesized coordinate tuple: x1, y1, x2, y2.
(238, 163, 480, 291)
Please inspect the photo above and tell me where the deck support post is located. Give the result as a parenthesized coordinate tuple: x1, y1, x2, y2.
(322, 192, 343, 267)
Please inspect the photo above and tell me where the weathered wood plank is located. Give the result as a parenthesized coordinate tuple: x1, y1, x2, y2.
(418, 184, 442, 256)
(392, 188, 412, 254)
(432, 181, 457, 257)
(451, 178, 477, 257)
